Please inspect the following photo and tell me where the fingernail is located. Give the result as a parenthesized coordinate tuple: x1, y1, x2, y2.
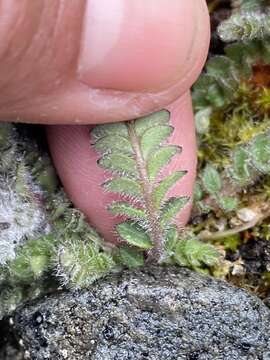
(77, 0, 202, 93)
(77, 0, 125, 90)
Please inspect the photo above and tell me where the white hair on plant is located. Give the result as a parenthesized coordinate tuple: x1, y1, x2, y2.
(0, 177, 48, 265)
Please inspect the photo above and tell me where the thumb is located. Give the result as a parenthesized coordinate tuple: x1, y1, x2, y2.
(0, 0, 209, 123)
(46, 1, 209, 242)
(0, 0, 210, 243)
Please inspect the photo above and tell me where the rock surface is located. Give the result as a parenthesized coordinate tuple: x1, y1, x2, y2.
(0, 319, 23, 360)
(13, 266, 270, 360)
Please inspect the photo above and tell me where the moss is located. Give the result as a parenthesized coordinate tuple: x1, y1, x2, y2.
(191, 0, 270, 300)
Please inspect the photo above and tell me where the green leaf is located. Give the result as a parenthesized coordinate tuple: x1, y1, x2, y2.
(193, 182, 203, 202)
(195, 107, 212, 135)
(202, 164, 222, 194)
(165, 226, 179, 253)
(230, 147, 251, 185)
(174, 238, 219, 269)
(160, 197, 189, 227)
(58, 242, 115, 288)
(116, 222, 153, 249)
(219, 234, 241, 252)
(103, 178, 142, 199)
(216, 196, 238, 212)
(135, 110, 170, 136)
(225, 43, 253, 78)
(117, 246, 144, 268)
(94, 135, 133, 155)
(249, 133, 270, 173)
(30, 255, 48, 277)
(153, 171, 187, 207)
(91, 123, 128, 141)
(206, 56, 234, 78)
(141, 125, 173, 159)
(147, 145, 181, 181)
(98, 154, 138, 178)
(109, 202, 147, 220)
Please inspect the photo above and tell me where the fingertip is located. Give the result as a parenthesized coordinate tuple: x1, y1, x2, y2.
(46, 125, 119, 242)
(165, 92, 197, 225)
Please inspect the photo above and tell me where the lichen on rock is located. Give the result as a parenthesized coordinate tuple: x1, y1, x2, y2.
(12, 266, 270, 360)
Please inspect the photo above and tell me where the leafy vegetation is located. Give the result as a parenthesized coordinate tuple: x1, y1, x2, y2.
(1, 0, 270, 318)
(193, 0, 270, 299)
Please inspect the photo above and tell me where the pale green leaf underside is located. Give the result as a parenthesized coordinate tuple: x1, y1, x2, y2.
(94, 135, 133, 155)
(147, 145, 181, 181)
(134, 110, 170, 137)
(116, 222, 153, 249)
(202, 164, 222, 194)
(152, 171, 187, 207)
(109, 201, 147, 220)
(98, 154, 138, 178)
(140, 125, 173, 160)
(103, 178, 142, 198)
(91, 123, 128, 141)
(160, 196, 189, 227)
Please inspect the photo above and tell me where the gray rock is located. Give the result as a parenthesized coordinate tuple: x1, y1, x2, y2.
(13, 266, 270, 360)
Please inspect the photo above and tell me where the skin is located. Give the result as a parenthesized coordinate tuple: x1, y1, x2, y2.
(0, 0, 210, 242)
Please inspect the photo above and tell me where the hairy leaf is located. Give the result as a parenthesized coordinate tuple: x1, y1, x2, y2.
(174, 238, 219, 269)
(94, 135, 133, 155)
(147, 145, 181, 181)
(153, 171, 187, 207)
(193, 182, 204, 202)
(92, 109, 189, 262)
(98, 154, 138, 178)
(207, 56, 235, 78)
(91, 123, 128, 141)
(117, 246, 144, 268)
(160, 197, 189, 227)
(141, 125, 173, 159)
(165, 226, 179, 254)
(230, 147, 251, 184)
(249, 133, 270, 173)
(116, 222, 153, 249)
(217, 196, 238, 212)
(103, 178, 142, 198)
(135, 110, 170, 136)
(57, 241, 115, 288)
(202, 165, 222, 194)
(109, 202, 147, 220)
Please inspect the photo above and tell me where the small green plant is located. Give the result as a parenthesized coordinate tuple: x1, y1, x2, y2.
(92, 110, 218, 265)
(3, 0, 270, 319)
(0, 117, 220, 320)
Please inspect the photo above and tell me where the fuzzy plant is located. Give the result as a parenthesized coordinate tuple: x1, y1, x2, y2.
(91, 110, 219, 267)
(2, 0, 270, 320)
(0, 118, 219, 320)
(0, 123, 118, 318)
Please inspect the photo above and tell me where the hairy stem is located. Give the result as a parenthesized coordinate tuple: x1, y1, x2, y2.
(127, 121, 165, 262)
